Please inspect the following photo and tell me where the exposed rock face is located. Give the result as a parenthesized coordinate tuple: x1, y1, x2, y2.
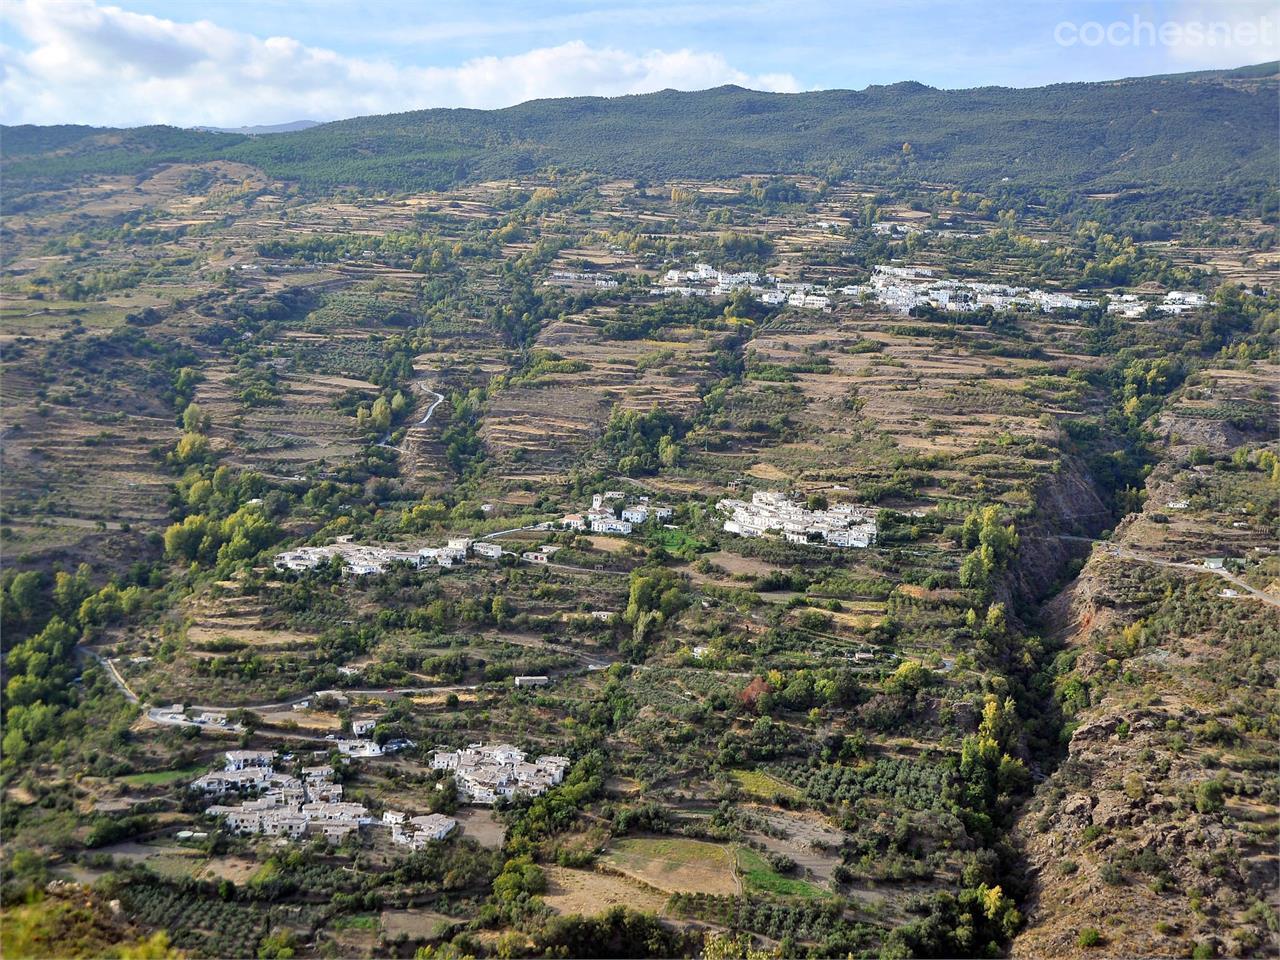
(1005, 457, 1112, 609)
(1156, 412, 1248, 454)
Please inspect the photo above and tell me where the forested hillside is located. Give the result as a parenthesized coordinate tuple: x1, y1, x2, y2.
(3, 62, 1276, 215)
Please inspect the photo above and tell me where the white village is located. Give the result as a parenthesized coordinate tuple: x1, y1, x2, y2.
(271, 491, 675, 578)
(190, 741, 571, 847)
(718, 490, 878, 548)
(650, 259, 1209, 320)
(429, 743, 571, 805)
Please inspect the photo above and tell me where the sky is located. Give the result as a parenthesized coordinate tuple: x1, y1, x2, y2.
(1, 0, 1276, 127)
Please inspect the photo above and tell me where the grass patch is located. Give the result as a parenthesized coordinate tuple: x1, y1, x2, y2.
(332, 914, 378, 931)
(603, 837, 738, 895)
(735, 846, 829, 899)
(248, 859, 280, 889)
(119, 765, 203, 787)
(730, 769, 802, 801)
(652, 527, 707, 559)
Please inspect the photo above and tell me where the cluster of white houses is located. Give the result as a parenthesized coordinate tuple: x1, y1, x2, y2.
(1106, 290, 1208, 318)
(383, 811, 457, 849)
(719, 490, 877, 548)
(191, 750, 455, 846)
(657, 263, 832, 311)
(431, 743, 570, 805)
(843, 267, 1207, 319)
(842, 265, 1094, 315)
(545, 269, 619, 291)
(657, 261, 1209, 321)
(660, 262, 760, 296)
(560, 492, 673, 537)
(193, 752, 367, 841)
(274, 535, 504, 576)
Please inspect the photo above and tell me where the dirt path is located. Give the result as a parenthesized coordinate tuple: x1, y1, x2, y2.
(1053, 535, 1280, 611)
(78, 649, 140, 702)
(1102, 543, 1280, 610)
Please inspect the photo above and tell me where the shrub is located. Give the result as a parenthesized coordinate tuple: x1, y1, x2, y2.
(1078, 928, 1103, 948)
(1194, 779, 1225, 814)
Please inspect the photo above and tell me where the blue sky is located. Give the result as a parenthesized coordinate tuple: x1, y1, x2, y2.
(2, 0, 1275, 126)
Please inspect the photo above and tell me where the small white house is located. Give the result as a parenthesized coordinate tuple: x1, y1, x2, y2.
(410, 814, 457, 841)
(225, 750, 274, 771)
(336, 739, 383, 758)
(473, 541, 504, 559)
(352, 719, 377, 736)
(621, 506, 649, 524)
(589, 517, 632, 535)
(514, 675, 550, 688)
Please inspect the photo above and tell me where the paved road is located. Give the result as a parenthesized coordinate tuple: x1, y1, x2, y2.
(416, 387, 445, 425)
(478, 523, 552, 540)
(470, 532, 632, 578)
(84, 653, 483, 715)
(487, 633, 616, 670)
(542, 559, 630, 578)
(182, 683, 482, 715)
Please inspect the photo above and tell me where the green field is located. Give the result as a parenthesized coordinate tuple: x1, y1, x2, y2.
(119, 765, 204, 787)
(735, 846, 830, 899)
(332, 914, 378, 930)
(652, 527, 706, 558)
(731, 769, 803, 801)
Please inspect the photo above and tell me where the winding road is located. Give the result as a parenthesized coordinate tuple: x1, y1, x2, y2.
(376, 380, 445, 449)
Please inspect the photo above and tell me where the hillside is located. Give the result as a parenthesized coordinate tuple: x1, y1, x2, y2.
(3, 62, 1276, 210)
(0, 51, 1276, 960)
(1012, 358, 1279, 958)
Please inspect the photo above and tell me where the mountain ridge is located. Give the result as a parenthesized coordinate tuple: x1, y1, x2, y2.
(3, 61, 1275, 214)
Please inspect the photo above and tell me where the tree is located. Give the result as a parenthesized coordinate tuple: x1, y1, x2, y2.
(173, 431, 212, 465)
(52, 569, 94, 616)
(119, 932, 182, 959)
(182, 402, 211, 432)
(657, 435, 680, 468)
(1078, 928, 1103, 948)
(7, 570, 44, 623)
(257, 929, 297, 959)
(371, 396, 392, 430)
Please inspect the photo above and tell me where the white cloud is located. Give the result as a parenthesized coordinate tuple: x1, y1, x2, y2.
(0, 0, 800, 127)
